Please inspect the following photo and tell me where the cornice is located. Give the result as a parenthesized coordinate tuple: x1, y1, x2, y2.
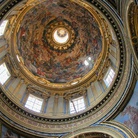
(0, 0, 23, 20)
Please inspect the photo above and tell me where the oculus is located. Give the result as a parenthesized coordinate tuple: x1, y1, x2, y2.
(44, 20, 76, 51)
(53, 27, 69, 44)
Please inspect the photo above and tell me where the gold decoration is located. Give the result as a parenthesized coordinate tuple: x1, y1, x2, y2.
(46, 21, 75, 51)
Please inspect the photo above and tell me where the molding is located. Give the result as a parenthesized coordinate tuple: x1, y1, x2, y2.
(63, 121, 137, 138)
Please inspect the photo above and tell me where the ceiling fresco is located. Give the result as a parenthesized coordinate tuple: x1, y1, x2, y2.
(17, 0, 102, 83)
(1, 0, 135, 137)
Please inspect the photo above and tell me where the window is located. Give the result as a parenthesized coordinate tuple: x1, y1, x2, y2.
(0, 63, 11, 85)
(70, 96, 85, 114)
(0, 20, 8, 36)
(104, 67, 115, 87)
(25, 94, 43, 113)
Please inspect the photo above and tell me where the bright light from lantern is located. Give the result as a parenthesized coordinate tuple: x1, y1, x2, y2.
(53, 28, 69, 44)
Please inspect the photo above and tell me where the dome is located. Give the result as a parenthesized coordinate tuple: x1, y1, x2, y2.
(1, 0, 117, 118)
(16, 0, 102, 84)
(0, 0, 137, 137)
(14, 0, 103, 87)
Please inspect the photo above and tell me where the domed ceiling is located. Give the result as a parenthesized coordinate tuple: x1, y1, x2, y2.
(1, 0, 132, 136)
(17, 0, 102, 83)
